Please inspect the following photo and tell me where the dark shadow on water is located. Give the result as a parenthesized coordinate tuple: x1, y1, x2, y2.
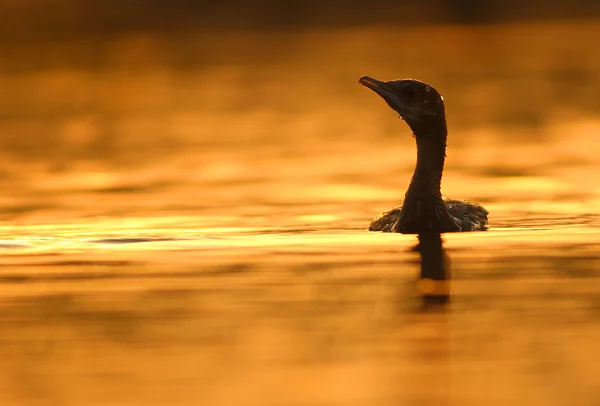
(93, 237, 184, 244)
(0, 243, 31, 249)
(415, 233, 451, 306)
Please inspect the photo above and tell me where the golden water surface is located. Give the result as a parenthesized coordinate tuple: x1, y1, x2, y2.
(1, 21, 600, 405)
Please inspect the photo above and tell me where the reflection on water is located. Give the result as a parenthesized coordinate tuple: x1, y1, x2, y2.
(416, 233, 451, 304)
(1, 21, 600, 406)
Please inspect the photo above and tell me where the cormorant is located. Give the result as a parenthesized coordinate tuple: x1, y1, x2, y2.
(359, 76, 488, 233)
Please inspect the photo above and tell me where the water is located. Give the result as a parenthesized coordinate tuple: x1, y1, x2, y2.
(1, 21, 600, 405)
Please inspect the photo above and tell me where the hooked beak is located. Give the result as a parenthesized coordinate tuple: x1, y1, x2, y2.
(359, 76, 407, 114)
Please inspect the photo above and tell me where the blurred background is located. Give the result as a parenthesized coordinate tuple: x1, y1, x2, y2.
(2, 0, 600, 227)
(2, 3, 600, 406)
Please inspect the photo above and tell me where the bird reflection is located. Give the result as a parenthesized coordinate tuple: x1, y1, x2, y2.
(415, 233, 451, 304)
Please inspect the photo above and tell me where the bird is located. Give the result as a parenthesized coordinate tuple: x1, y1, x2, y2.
(359, 76, 488, 234)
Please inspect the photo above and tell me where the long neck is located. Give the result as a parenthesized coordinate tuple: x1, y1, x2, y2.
(396, 118, 459, 233)
(406, 120, 448, 199)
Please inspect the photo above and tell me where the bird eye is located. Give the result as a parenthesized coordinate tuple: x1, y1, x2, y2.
(401, 84, 416, 100)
